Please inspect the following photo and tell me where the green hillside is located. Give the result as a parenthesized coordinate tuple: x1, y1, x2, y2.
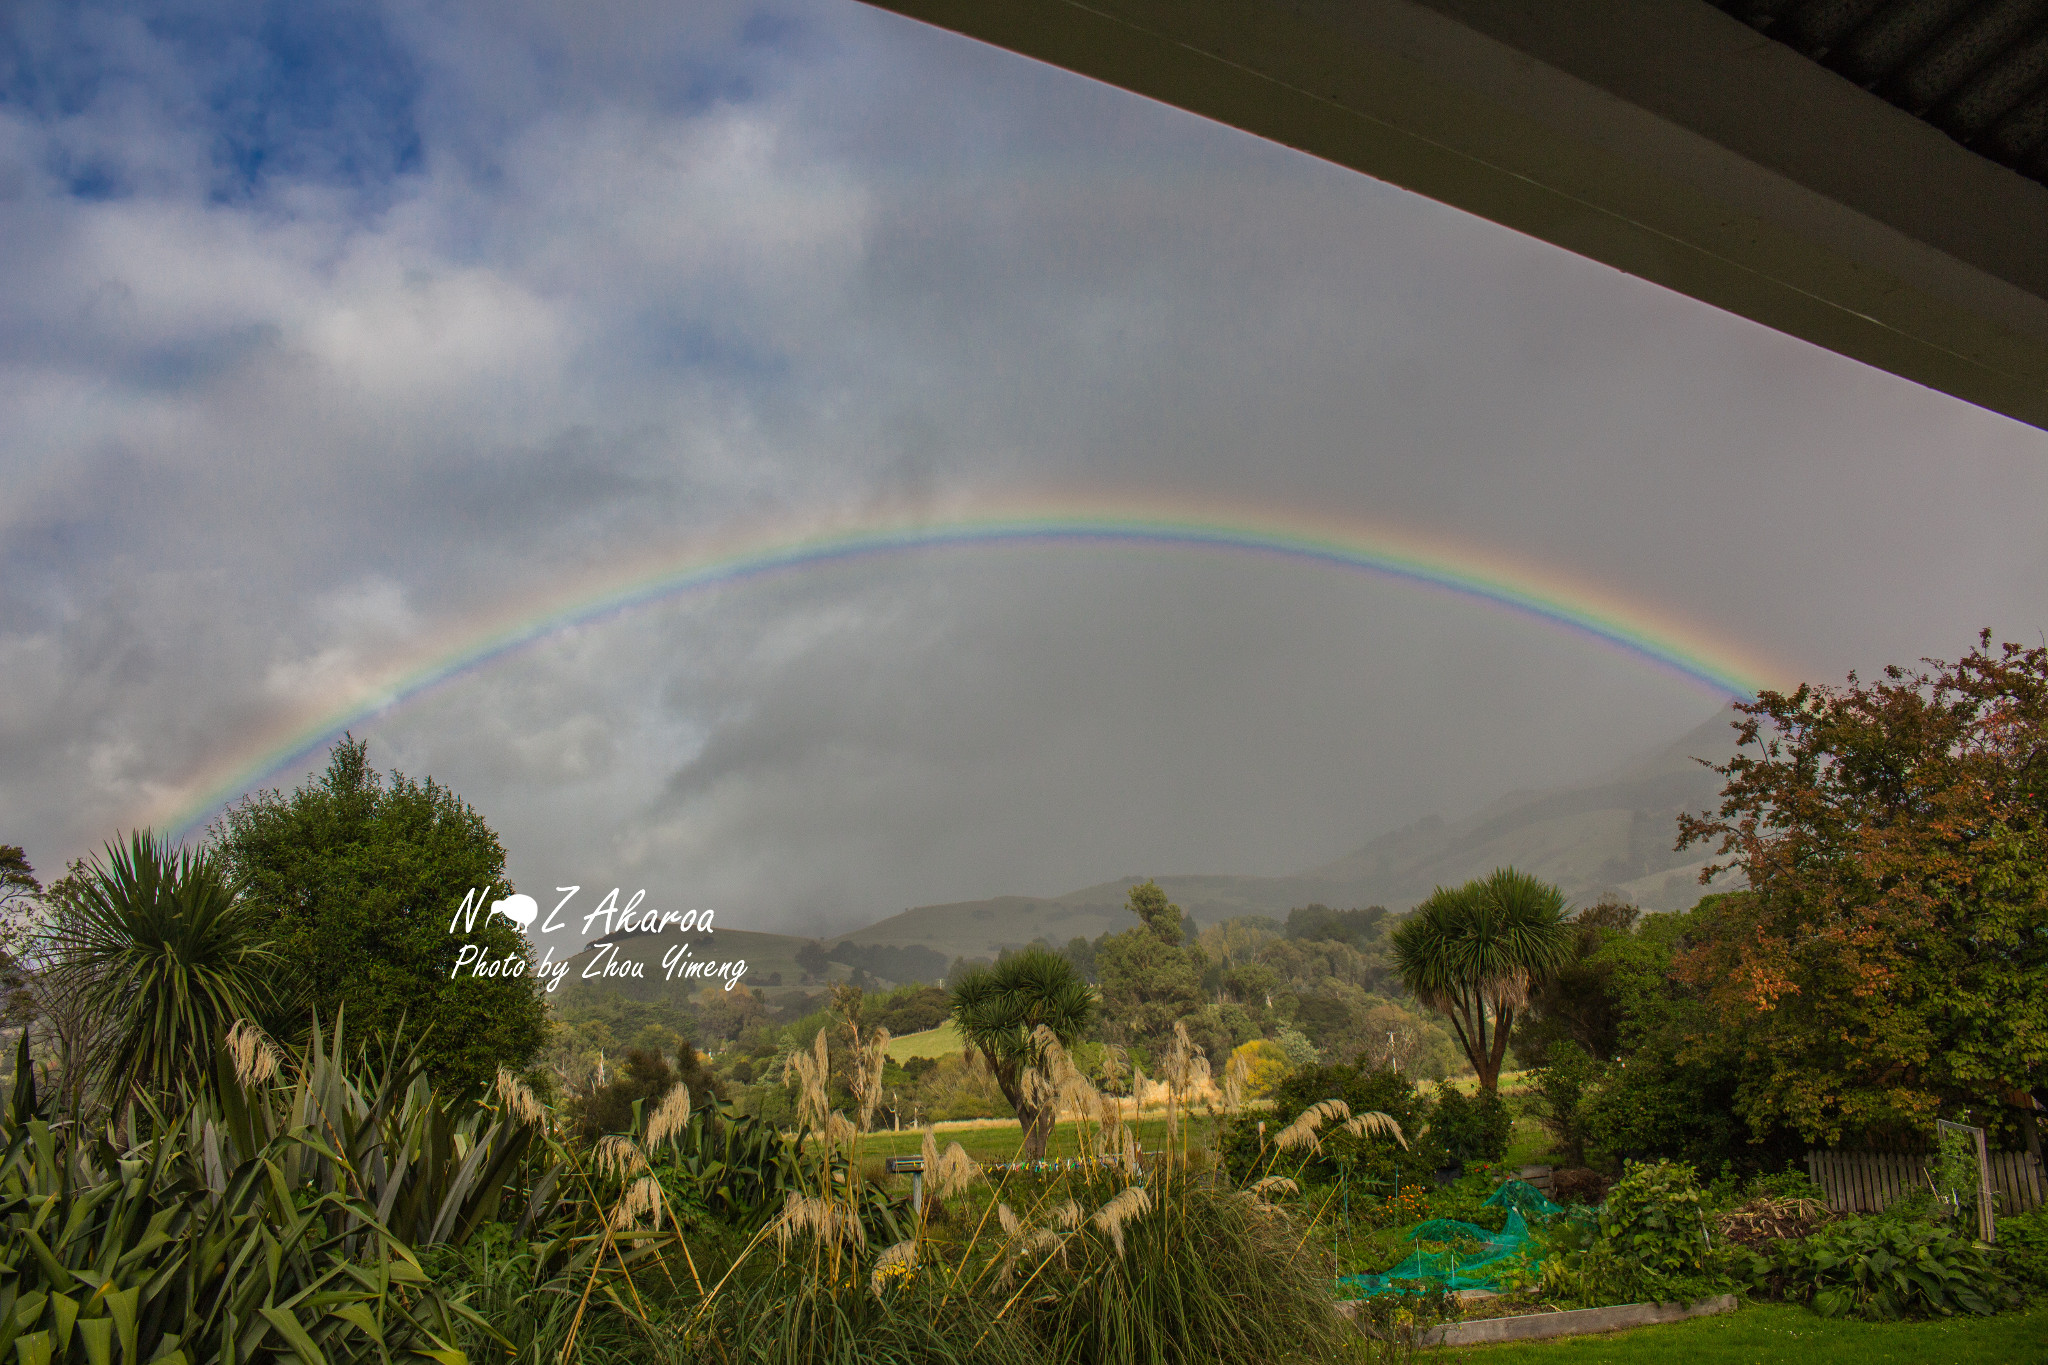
(886, 1022, 961, 1062)
(833, 708, 1742, 960)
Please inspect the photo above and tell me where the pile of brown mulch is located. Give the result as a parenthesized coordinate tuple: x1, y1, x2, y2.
(1714, 1196, 1835, 1248)
(1549, 1168, 1611, 1205)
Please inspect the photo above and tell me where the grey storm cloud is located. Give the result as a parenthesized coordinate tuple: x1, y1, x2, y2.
(2, 0, 2046, 945)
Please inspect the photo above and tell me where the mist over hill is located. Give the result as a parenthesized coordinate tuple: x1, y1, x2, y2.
(830, 707, 1743, 964)
(554, 708, 1746, 988)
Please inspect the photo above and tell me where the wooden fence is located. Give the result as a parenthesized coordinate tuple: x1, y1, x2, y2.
(1806, 1148, 2046, 1216)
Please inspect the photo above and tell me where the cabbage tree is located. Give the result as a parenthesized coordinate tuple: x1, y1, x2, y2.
(950, 947, 1095, 1158)
(51, 830, 281, 1112)
(1392, 868, 1570, 1092)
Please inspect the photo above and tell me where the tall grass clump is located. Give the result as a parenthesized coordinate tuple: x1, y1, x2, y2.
(1018, 1166, 1356, 1364)
(661, 1017, 1357, 1365)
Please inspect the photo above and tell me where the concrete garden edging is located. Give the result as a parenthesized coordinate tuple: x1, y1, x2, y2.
(1339, 1293, 1739, 1347)
(1427, 1294, 1738, 1346)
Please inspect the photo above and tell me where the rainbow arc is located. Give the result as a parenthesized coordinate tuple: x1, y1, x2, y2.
(158, 502, 1783, 841)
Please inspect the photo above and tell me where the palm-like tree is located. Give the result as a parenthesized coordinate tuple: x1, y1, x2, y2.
(950, 947, 1095, 1158)
(52, 831, 282, 1112)
(1392, 867, 1570, 1092)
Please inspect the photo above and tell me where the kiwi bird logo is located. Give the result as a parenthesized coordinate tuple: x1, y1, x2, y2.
(490, 893, 539, 931)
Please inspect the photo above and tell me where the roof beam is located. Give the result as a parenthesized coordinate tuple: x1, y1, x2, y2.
(859, 0, 2048, 432)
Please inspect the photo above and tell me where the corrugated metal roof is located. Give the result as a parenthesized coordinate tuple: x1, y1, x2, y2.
(1713, 0, 2048, 188)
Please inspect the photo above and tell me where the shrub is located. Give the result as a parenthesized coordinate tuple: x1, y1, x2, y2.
(1220, 1063, 1435, 1189)
(573, 1045, 720, 1143)
(1994, 1207, 2048, 1293)
(1541, 1159, 1733, 1306)
(1772, 1214, 2014, 1319)
(1745, 1167, 1826, 1203)
(1429, 1086, 1511, 1168)
(1577, 1051, 1743, 1173)
(1229, 1038, 1293, 1098)
(1528, 1039, 1598, 1165)
(0, 1024, 553, 1365)
(1594, 1160, 1714, 1281)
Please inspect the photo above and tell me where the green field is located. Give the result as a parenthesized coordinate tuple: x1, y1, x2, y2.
(885, 1022, 962, 1061)
(852, 1114, 1218, 1170)
(1442, 1301, 2048, 1364)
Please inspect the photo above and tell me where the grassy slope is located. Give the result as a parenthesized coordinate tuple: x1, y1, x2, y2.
(886, 1022, 962, 1062)
(1442, 1301, 2048, 1364)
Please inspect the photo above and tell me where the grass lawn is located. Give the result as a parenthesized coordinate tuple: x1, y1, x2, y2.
(1441, 1301, 2048, 1364)
(1501, 1112, 1552, 1169)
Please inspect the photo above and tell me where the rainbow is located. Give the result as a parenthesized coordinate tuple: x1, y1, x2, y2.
(156, 500, 1784, 841)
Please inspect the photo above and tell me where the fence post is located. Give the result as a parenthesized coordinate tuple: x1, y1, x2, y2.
(1974, 1127, 1996, 1242)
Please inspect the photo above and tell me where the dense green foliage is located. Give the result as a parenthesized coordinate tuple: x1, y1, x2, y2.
(1997, 1207, 2048, 1292)
(0, 1021, 556, 1365)
(1580, 1160, 1716, 1298)
(1533, 1161, 1716, 1306)
(215, 738, 547, 1089)
(0, 845, 37, 1029)
(572, 1044, 721, 1143)
(1217, 1062, 1507, 1201)
(1772, 1214, 2013, 1320)
(1676, 635, 2048, 1147)
(1095, 883, 1207, 1050)
(1513, 897, 1801, 1175)
(1510, 899, 1640, 1068)
(1429, 1087, 1512, 1167)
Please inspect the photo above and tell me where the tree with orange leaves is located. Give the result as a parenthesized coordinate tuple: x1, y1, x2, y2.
(1676, 632, 2048, 1153)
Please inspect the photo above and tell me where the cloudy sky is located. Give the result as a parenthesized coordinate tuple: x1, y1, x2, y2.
(4, 0, 2045, 942)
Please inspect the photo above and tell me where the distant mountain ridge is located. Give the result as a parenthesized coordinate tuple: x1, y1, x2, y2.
(832, 708, 1744, 963)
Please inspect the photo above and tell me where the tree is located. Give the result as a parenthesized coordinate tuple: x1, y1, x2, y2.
(1511, 898, 1640, 1068)
(0, 845, 40, 1028)
(1285, 904, 1387, 949)
(214, 736, 546, 1090)
(49, 832, 281, 1112)
(1127, 880, 1190, 945)
(1096, 880, 1206, 1049)
(571, 1045, 718, 1143)
(948, 947, 1095, 1158)
(794, 939, 831, 982)
(1676, 634, 2048, 1150)
(1097, 929, 1203, 1050)
(1392, 867, 1571, 1092)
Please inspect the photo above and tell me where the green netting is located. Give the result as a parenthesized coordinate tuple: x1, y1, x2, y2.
(1484, 1177, 1561, 1222)
(1337, 1180, 1565, 1297)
